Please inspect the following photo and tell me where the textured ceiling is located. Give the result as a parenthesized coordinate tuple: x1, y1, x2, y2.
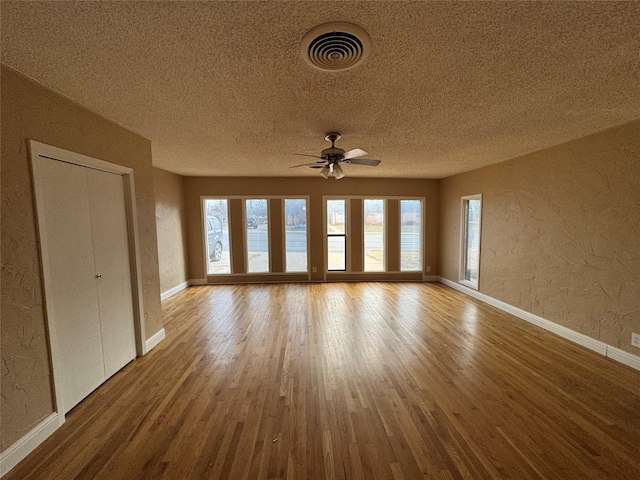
(2, 1, 639, 178)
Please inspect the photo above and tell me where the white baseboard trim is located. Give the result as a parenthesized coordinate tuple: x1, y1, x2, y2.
(0, 413, 62, 477)
(423, 275, 439, 282)
(606, 345, 640, 371)
(438, 277, 640, 372)
(144, 328, 165, 353)
(160, 281, 189, 301)
(189, 278, 207, 286)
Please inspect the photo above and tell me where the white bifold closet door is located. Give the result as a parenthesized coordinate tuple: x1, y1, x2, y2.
(37, 157, 136, 413)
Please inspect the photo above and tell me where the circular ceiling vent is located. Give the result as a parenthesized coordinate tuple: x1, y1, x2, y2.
(301, 22, 371, 71)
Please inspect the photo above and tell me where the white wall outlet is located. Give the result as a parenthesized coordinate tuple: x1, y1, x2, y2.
(426, 266, 431, 273)
(312, 266, 317, 273)
(632, 332, 640, 348)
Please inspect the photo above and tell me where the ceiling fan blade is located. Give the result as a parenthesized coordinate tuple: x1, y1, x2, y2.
(346, 158, 381, 167)
(290, 161, 324, 168)
(293, 153, 324, 159)
(342, 148, 368, 160)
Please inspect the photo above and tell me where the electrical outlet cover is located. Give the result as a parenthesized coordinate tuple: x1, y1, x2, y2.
(632, 332, 640, 348)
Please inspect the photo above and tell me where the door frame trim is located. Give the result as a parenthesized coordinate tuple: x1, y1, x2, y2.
(29, 140, 147, 420)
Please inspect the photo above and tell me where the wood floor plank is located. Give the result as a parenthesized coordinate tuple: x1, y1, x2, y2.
(6, 282, 640, 479)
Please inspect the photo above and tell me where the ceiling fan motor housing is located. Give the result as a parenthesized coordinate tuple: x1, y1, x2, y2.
(321, 132, 345, 161)
(321, 147, 346, 159)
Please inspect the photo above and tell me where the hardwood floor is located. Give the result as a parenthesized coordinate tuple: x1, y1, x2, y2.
(7, 282, 640, 479)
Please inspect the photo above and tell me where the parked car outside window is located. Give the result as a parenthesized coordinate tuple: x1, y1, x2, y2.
(246, 215, 258, 229)
(207, 216, 223, 262)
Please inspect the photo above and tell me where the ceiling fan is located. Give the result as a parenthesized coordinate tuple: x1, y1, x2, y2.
(290, 132, 381, 179)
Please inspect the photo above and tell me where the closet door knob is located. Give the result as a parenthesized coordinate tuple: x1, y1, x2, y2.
(96, 274, 103, 279)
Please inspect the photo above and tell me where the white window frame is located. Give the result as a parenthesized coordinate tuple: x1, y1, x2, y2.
(399, 198, 424, 272)
(324, 197, 350, 273)
(202, 196, 233, 275)
(363, 198, 386, 272)
(459, 194, 482, 290)
(282, 197, 310, 273)
(244, 198, 271, 273)
(203, 195, 312, 278)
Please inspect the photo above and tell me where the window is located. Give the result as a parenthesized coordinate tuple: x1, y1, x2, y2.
(284, 199, 308, 272)
(204, 198, 231, 274)
(246, 199, 269, 273)
(460, 194, 482, 288)
(327, 199, 346, 271)
(400, 199, 422, 271)
(364, 199, 385, 272)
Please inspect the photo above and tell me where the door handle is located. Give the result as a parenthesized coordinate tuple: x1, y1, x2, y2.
(96, 274, 102, 279)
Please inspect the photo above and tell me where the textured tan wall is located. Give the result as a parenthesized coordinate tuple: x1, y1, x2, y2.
(1, 67, 163, 451)
(184, 177, 439, 282)
(154, 168, 189, 293)
(440, 121, 640, 354)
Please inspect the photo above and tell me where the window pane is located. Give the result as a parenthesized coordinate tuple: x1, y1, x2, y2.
(246, 199, 269, 273)
(364, 199, 384, 272)
(327, 236, 346, 271)
(327, 200, 346, 234)
(285, 199, 307, 272)
(401, 200, 422, 271)
(464, 198, 481, 285)
(205, 199, 231, 274)
(327, 199, 346, 271)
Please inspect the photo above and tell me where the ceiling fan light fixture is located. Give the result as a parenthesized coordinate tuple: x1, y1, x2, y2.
(319, 165, 331, 179)
(332, 163, 345, 179)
